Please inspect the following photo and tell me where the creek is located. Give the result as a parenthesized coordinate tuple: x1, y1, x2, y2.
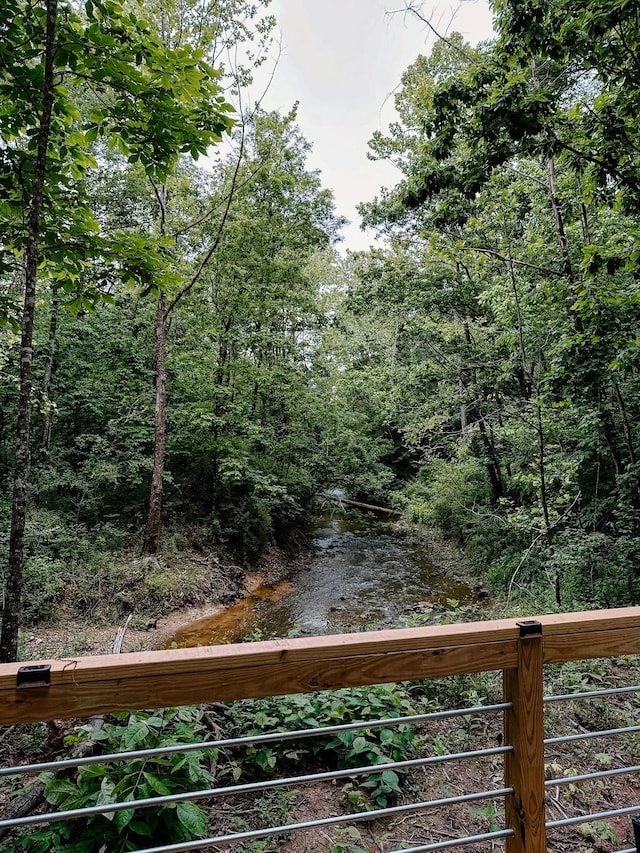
(167, 513, 482, 648)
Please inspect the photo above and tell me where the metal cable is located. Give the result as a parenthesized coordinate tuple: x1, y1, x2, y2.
(389, 830, 514, 852)
(0, 746, 512, 830)
(545, 685, 640, 703)
(545, 724, 640, 746)
(0, 702, 511, 779)
(129, 787, 515, 853)
(547, 803, 640, 828)
(546, 764, 640, 788)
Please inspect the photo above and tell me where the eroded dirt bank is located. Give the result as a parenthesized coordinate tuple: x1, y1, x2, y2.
(22, 519, 484, 660)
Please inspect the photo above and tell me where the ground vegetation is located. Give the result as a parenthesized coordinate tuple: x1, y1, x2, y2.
(2, 0, 640, 847)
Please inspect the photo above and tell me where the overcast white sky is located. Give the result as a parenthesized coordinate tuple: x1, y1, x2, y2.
(256, 1, 495, 251)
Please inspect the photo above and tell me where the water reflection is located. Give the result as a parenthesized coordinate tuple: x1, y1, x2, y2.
(164, 515, 478, 647)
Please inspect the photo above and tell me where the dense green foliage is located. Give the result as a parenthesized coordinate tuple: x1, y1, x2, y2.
(11, 685, 417, 851)
(22, 708, 217, 852)
(2, 0, 640, 627)
(222, 684, 416, 807)
(353, 2, 640, 610)
(8, 0, 640, 848)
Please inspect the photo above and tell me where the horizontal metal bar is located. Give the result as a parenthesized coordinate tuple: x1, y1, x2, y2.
(0, 702, 511, 779)
(389, 829, 514, 852)
(613, 848, 636, 853)
(545, 724, 640, 746)
(547, 803, 640, 829)
(546, 764, 640, 788)
(131, 788, 515, 853)
(545, 685, 640, 703)
(0, 746, 513, 830)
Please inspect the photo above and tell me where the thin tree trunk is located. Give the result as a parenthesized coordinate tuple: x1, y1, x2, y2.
(577, 170, 592, 245)
(612, 382, 640, 508)
(142, 292, 168, 556)
(536, 402, 552, 537)
(475, 409, 504, 501)
(613, 381, 637, 467)
(0, 408, 8, 482)
(507, 249, 532, 400)
(0, 0, 57, 663)
(459, 378, 468, 437)
(142, 184, 168, 556)
(40, 290, 59, 453)
(142, 125, 246, 554)
(601, 404, 625, 478)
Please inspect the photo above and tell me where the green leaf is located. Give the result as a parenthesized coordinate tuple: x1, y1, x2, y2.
(114, 806, 135, 832)
(123, 719, 150, 749)
(44, 779, 79, 807)
(350, 736, 370, 754)
(176, 802, 206, 837)
(142, 771, 171, 796)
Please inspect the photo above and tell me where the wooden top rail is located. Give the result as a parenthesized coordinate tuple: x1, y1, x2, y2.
(1, 608, 640, 726)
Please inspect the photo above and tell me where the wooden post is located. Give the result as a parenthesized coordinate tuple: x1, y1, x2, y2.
(504, 620, 546, 853)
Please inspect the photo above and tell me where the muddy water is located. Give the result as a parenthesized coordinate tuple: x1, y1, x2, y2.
(167, 515, 478, 648)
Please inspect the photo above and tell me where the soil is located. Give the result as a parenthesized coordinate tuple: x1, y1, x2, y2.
(20, 543, 305, 660)
(7, 532, 640, 852)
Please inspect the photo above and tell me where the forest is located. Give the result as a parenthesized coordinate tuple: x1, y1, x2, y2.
(1, 0, 640, 672)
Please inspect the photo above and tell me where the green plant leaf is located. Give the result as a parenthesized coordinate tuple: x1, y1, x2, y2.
(176, 801, 206, 837)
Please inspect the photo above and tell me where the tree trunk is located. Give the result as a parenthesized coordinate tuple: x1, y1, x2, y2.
(142, 184, 168, 556)
(142, 291, 168, 556)
(545, 153, 584, 333)
(536, 402, 552, 538)
(0, 0, 58, 663)
(613, 382, 637, 468)
(507, 249, 532, 400)
(142, 128, 245, 550)
(475, 409, 505, 501)
(601, 403, 626, 478)
(40, 290, 59, 453)
(459, 378, 468, 437)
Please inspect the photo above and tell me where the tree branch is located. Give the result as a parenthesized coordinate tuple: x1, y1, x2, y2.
(462, 245, 561, 276)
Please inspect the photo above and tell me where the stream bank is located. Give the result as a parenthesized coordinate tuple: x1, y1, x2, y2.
(23, 516, 486, 659)
(163, 514, 488, 648)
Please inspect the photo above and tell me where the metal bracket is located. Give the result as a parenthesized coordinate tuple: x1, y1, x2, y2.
(17, 664, 51, 689)
(516, 619, 542, 638)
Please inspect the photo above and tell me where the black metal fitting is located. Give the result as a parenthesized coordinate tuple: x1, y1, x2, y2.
(516, 619, 543, 638)
(16, 663, 51, 688)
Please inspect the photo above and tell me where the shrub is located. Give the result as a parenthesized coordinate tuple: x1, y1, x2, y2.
(222, 684, 417, 807)
(548, 531, 640, 610)
(19, 708, 216, 853)
(403, 457, 490, 546)
(22, 557, 65, 624)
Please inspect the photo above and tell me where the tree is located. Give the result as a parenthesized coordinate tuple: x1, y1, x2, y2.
(139, 0, 276, 556)
(0, 0, 232, 661)
(163, 108, 344, 555)
(355, 5, 640, 606)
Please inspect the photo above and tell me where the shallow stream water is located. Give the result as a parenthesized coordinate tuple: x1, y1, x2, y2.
(167, 514, 479, 647)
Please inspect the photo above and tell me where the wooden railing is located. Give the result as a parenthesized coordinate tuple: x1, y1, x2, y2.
(2, 607, 640, 852)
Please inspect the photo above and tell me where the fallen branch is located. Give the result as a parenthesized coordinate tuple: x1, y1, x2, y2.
(112, 613, 132, 655)
(319, 492, 399, 515)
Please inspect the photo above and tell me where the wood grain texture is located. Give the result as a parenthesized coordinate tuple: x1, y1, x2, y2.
(504, 630, 547, 853)
(1, 608, 639, 726)
(0, 641, 517, 725)
(544, 625, 640, 662)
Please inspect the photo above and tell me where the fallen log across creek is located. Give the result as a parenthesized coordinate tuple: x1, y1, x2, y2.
(318, 492, 399, 515)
